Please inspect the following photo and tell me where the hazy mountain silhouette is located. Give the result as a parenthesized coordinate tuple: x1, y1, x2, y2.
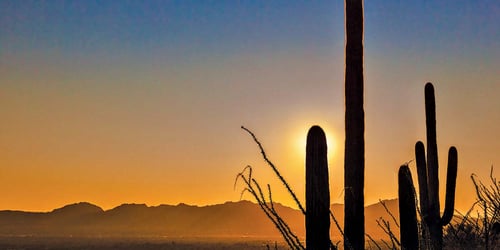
(0, 199, 401, 241)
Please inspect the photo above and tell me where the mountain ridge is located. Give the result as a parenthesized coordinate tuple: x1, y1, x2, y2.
(2, 199, 395, 213)
(0, 199, 400, 241)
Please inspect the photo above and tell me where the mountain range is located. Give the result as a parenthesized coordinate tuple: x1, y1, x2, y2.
(0, 199, 400, 241)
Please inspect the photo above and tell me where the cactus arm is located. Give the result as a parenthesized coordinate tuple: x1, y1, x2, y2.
(398, 165, 419, 250)
(415, 141, 430, 222)
(306, 125, 331, 250)
(441, 146, 458, 225)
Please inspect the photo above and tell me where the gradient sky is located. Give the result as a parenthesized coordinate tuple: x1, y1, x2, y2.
(1, 0, 499, 213)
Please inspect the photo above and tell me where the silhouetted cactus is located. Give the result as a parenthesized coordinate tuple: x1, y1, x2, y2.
(398, 165, 419, 250)
(415, 82, 458, 250)
(306, 126, 330, 250)
(344, 0, 365, 249)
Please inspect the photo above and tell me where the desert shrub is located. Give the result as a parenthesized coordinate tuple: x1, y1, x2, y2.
(443, 166, 499, 250)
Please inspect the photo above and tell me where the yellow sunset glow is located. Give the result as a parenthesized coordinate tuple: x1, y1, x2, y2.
(293, 127, 337, 161)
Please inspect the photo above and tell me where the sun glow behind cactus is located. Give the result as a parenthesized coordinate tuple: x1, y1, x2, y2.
(292, 125, 338, 162)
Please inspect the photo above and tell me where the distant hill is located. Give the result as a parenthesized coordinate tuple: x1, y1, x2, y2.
(0, 199, 401, 241)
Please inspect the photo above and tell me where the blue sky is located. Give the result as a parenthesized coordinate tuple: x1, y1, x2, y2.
(1, 1, 342, 57)
(2, 1, 497, 57)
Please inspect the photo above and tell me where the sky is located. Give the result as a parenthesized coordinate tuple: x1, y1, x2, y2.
(1, 0, 499, 213)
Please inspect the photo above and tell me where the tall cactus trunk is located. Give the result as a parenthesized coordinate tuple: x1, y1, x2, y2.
(344, 0, 365, 249)
(415, 82, 458, 250)
(306, 126, 330, 250)
(424, 83, 442, 249)
(398, 165, 419, 250)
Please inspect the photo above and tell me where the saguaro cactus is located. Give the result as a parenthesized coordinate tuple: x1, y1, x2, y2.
(415, 82, 458, 250)
(398, 165, 419, 250)
(306, 126, 330, 250)
(344, 0, 365, 249)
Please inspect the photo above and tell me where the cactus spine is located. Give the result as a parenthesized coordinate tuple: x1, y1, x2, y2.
(344, 0, 365, 249)
(306, 125, 330, 250)
(398, 165, 419, 250)
(415, 82, 458, 250)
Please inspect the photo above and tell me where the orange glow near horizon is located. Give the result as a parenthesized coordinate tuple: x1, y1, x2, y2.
(1, 1, 499, 217)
